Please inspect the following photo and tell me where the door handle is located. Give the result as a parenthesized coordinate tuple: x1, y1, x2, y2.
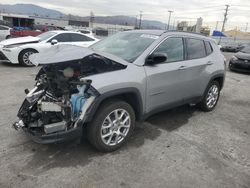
(207, 61, 213, 65)
(178, 65, 188, 70)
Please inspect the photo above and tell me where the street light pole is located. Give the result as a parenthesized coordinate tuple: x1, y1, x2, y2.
(167, 10, 173, 30)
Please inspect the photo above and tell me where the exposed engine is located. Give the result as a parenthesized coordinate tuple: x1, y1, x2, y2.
(13, 54, 126, 136)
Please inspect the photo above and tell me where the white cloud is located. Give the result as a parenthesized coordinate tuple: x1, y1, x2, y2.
(1, 0, 250, 30)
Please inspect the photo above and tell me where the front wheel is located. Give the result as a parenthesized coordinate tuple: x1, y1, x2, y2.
(18, 49, 37, 66)
(200, 81, 220, 112)
(87, 100, 135, 152)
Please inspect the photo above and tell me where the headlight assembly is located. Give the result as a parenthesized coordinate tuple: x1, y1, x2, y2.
(231, 56, 238, 61)
(3, 44, 22, 48)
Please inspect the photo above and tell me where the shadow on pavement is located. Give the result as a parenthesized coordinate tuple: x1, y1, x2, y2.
(146, 104, 197, 131)
(23, 105, 197, 173)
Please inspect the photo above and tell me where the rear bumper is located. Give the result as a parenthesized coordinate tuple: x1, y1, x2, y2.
(23, 126, 83, 144)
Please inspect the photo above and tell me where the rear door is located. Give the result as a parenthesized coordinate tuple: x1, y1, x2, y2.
(183, 38, 213, 98)
(144, 37, 190, 112)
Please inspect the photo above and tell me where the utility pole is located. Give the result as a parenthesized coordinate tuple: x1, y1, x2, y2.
(135, 15, 138, 29)
(139, 11, 143, 29)
(245, 22, 248, 32)
(167, 10, 173, 30)
(215, 21, 219, 30)
(221, 5, 229, 33)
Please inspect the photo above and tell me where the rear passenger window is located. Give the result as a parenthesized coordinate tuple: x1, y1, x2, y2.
(186, 38, 206, 59)
(205, 41, 213, 55)
(154, 37, 184, 63)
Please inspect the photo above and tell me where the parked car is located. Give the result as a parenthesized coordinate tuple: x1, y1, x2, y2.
(0, 31, 99, 66)
(10, 25, 64, 38)
(229, 45, 250, 72)
(0, 25, 11, 41)
(13, 30, 225, 152)
(220, 43, 244, 52)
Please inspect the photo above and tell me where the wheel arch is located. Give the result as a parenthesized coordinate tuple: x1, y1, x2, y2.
(201, 73, 225, 100)
(18, 48, 39, 65)
(18, 48, 39, 58)
(85, 88, 144, 123)
(210, 73, 225, 90)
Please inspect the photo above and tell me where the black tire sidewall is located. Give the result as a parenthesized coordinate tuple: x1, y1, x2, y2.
(200, 81, 220, 112)
(19, 49, 37, 66)
(87, 100, 135, 152)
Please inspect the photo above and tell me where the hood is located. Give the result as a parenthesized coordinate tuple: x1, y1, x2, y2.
(30, 44, 129, 66)
(0, 36, 40, 46)
(235, 52, 250, 60)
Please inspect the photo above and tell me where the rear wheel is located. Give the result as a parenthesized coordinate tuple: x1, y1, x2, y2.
(87, 100, 135, 152)
(19, 49, 37, 66)
(228, 63, 233, 71)
(200, 81, 220, 112)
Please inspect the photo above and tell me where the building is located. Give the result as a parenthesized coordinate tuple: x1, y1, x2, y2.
(0, 13, 35, 27)
(225, 29, 250, 39)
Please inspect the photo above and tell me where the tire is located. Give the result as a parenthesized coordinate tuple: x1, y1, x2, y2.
(18, 49, 37, 67)
(200, 81, 220, 112)
(228, 63, 233, 71)
(6, 35, 11, 39)
(87, 99, 135, 152)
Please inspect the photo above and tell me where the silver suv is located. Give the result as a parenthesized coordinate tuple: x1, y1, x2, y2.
(14, 30, 225, 152)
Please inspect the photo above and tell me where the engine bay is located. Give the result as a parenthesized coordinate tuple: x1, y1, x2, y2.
(14, 54, 126, 136)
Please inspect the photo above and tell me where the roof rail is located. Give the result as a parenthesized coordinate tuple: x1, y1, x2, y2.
(163, 30, 207, 37)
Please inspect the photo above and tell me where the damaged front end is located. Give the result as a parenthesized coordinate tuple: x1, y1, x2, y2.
(13, 50, 126, 144)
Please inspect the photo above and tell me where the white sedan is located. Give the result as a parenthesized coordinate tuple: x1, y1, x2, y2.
(0, 25, 11, 41)
(0, 30, 99, 66)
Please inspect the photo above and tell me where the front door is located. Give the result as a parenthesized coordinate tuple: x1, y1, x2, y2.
(144, 37, 190, 113)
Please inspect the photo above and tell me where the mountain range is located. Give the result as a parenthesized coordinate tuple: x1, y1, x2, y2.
(0, 3, 167, 29)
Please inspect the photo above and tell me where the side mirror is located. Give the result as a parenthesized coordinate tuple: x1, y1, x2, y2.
(51, 39, 58, 45)
(146, 52, 167, 65)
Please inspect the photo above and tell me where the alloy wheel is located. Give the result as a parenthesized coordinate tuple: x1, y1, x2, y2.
(206, 84, 219, 109)
(22, 51, 34, 66)
(101, 109, 131, 146)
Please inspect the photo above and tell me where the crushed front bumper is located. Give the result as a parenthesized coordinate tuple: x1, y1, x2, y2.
(0, 50, 11, 63)
(22, 126, 83, 144)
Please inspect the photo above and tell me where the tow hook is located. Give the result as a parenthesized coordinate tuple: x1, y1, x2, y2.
(12, 120, 25, 130)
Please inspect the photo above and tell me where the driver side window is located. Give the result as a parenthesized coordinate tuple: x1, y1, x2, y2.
(154, 37, 184, 63)
(48, 33, 71, 42)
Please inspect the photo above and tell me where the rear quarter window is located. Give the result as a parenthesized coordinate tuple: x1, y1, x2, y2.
(204, 41, 213, 55)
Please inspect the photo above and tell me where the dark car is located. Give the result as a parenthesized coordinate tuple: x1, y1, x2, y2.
(221, 43, 244, 52)
(229, 46, 250, 73)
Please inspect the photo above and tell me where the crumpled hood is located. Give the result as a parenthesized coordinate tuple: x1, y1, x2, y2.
(0, 36, 40, 46)
(235, 52, 250, 60)
(30, 44, 129, 66)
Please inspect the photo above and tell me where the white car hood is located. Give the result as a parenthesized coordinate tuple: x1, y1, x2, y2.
(30, 44, 129, 66)
(0, 36, 40, 46)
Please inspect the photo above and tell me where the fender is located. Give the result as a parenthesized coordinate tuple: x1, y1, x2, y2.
(207, 73, 225, 90)
(84, 87, 144, 123)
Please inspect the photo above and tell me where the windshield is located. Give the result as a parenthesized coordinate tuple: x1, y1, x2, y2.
(91, 32, 158, 63)
(37, 31, 56, 41)
(241, 46, 250, 53)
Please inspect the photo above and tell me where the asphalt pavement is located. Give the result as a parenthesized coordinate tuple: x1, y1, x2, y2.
(0, 52, 249, 188)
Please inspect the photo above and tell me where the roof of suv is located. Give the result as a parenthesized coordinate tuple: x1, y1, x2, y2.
(126, 29, 213, 41)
